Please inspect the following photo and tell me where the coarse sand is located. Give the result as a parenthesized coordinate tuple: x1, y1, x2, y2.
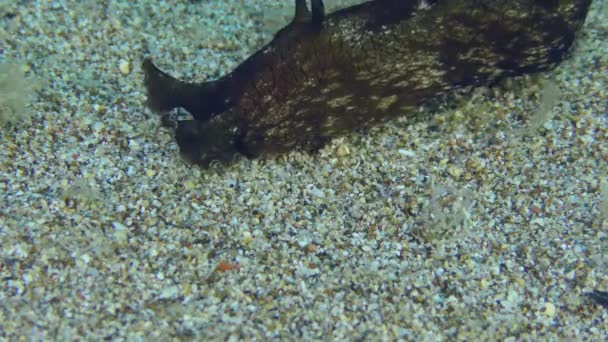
(0, 0, 607, 339)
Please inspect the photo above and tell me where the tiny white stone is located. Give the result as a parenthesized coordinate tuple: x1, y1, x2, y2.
(112, 221, 127, 230)
(80, 253, 91, 264)
(398, 149, 416, 157)
(543, 302, 556, 317)
(158, 285, 180, 300)
(119, 59, 131, 75)
(128, 139, 141, 151)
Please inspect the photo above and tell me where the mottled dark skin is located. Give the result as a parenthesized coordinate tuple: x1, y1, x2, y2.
(143, 0, 592, 167)
(586, 290, 608, 308)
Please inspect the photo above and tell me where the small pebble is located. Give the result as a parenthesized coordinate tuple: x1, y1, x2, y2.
(119, 59, 131, 75)
(543, 302, 557, 317)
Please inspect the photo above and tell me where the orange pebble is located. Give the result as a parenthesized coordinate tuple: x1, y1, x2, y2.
(216, 262, 240, 273)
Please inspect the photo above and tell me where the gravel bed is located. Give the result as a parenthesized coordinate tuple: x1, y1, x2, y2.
(0, 0, 606, 339)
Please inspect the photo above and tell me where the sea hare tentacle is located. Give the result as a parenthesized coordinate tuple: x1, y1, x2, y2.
(311, 0, 326, 25)
(142, 0, 592, 167)
(293, 0, 311, 23)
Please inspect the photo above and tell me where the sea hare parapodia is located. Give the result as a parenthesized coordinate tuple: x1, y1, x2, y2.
(143, 0, 592, 167)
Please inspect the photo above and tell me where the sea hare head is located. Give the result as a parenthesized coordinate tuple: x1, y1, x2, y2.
(143, 58, 242, 165)
(175, 119, 239, 167)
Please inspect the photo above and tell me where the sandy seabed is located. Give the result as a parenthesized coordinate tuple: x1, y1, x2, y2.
(0, 0, 607, 339)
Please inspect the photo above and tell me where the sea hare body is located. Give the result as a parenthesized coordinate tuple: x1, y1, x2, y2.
(143, 0, 591, 166)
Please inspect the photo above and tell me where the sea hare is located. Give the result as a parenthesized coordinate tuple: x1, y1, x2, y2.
(143, 0, 591, 167)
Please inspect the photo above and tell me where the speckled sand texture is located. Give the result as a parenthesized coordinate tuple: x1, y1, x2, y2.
(1, 0, 607, 339)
